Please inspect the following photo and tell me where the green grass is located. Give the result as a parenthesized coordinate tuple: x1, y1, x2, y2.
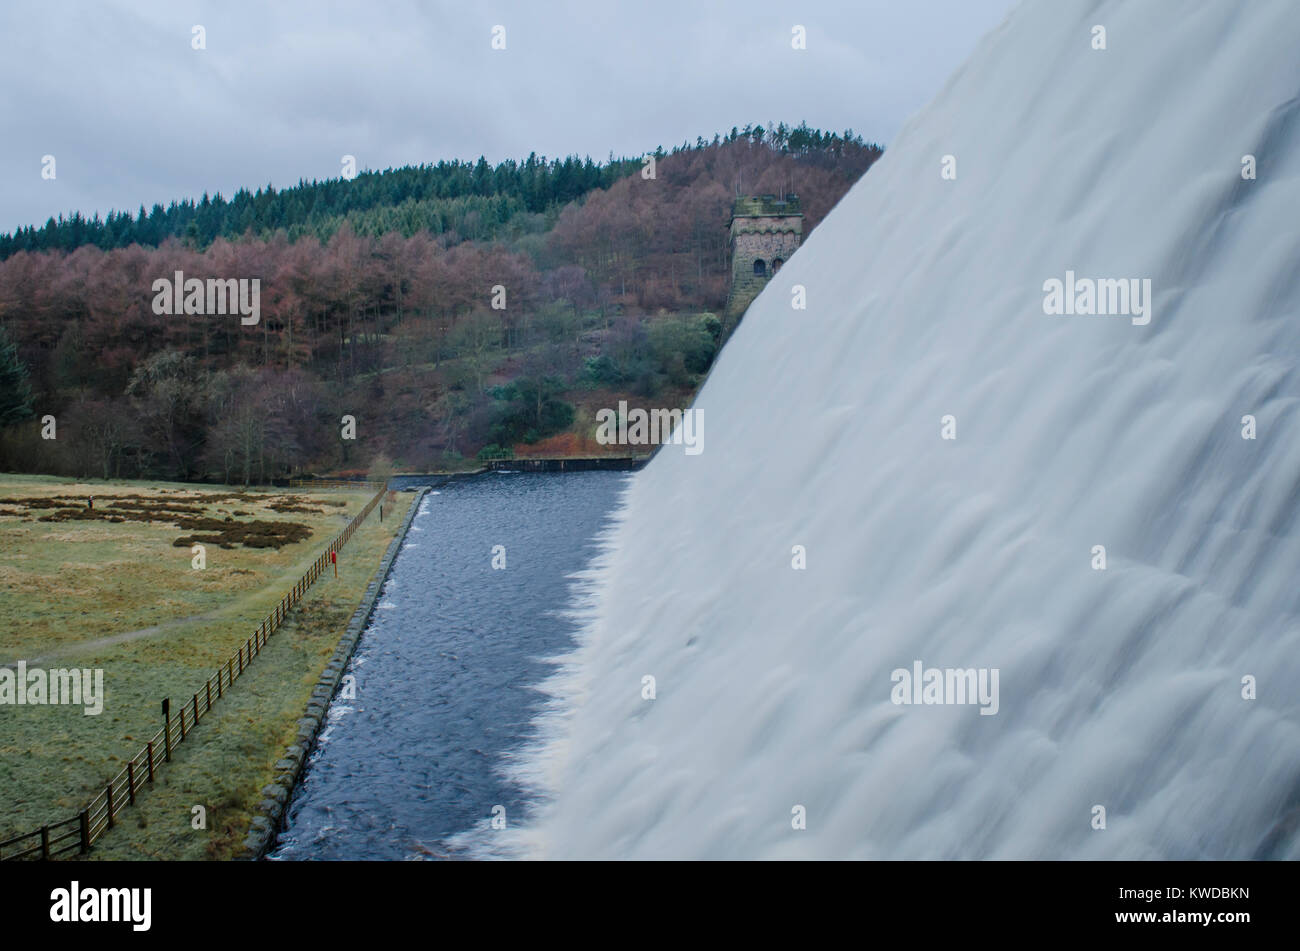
(0, 475, 412, 859)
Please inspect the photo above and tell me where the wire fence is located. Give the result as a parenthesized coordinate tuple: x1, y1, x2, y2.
(0, 484, 392, 861)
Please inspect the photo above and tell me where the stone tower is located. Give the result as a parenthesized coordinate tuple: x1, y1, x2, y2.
(725, 194, 803, 319)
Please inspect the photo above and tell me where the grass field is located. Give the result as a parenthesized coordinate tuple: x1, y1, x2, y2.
(0, 475, 413, 859)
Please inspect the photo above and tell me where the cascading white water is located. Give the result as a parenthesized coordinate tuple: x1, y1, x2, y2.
(508, 0, 1300, 859)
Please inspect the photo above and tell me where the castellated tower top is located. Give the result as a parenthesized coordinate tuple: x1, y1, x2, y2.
(726, 194, 803, 319)
(731, 194, 804, 219)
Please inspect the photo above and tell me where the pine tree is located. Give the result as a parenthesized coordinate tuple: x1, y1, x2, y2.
(0, 326, 35, 426)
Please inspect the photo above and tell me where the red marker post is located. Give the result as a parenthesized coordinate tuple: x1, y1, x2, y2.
(331, 549, 337, 578)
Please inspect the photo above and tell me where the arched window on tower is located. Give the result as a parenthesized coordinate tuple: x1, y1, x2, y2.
(772, 257, 784, 273)
(753, 259, 767, 277)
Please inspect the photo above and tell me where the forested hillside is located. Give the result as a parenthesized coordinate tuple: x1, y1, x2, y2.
(0, 124, 881, 480)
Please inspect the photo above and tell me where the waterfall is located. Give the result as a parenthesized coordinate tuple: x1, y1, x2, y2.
(510, 0, 1300, 859)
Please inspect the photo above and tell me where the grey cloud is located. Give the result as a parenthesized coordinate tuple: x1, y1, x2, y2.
(0, 0, 1015, 233)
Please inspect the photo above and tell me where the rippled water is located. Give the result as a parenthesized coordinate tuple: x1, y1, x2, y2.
(268, 470, 627, 860)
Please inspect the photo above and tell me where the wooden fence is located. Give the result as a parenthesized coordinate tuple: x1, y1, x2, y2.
(288, 479, 385, 490)
(0, 486, 391, 861)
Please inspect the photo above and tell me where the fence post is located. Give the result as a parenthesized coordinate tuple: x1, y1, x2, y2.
(206, 680, 212, 711)
(217, 669, 223, 699)
(193, 693, 200, 724)
(79, 809, 89, 854)
(163, 698, 172, 762)
(106, 784, 115, 829)
(127, 761, 135, 806)
(238, 646, 244, 675)
(179, 705, 186, 741)
(40, 825, 49, 860)
(147, 741, 154, 782)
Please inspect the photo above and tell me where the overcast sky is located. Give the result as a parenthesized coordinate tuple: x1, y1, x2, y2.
(0, 0, 1016, 234)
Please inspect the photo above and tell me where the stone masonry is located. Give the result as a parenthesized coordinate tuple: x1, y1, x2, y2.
(725, 194, 803, 319)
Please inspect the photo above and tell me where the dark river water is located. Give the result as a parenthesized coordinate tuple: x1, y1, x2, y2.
(268, 470, 627, 860)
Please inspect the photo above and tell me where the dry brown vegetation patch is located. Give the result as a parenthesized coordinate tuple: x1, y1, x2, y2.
(0, 492, 329, 550)
(265, 498, 346, 514)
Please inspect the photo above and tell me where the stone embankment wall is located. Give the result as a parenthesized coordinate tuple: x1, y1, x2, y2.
(241, 486, 429, 858)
